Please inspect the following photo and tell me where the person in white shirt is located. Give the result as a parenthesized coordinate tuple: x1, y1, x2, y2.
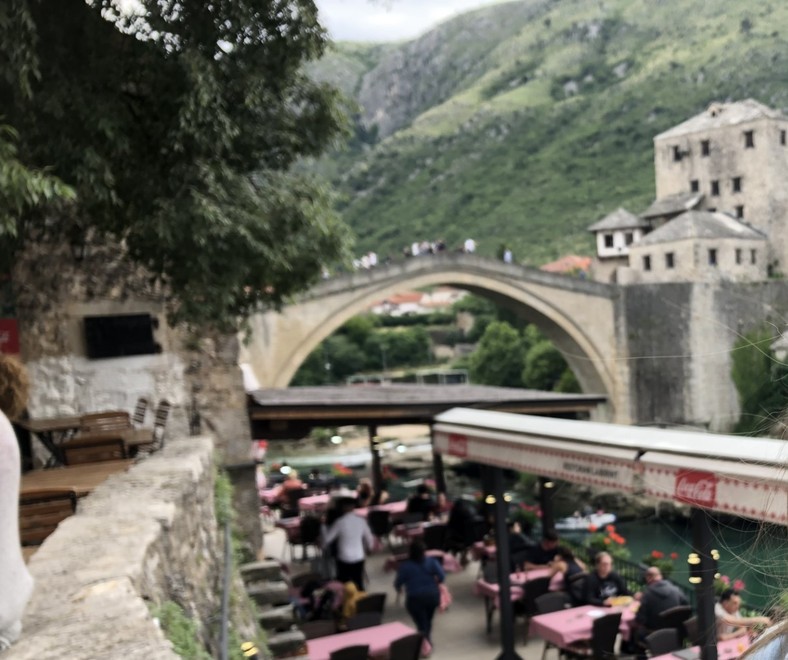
(464, 238, 476, 253)
(322, 499, 375, 591)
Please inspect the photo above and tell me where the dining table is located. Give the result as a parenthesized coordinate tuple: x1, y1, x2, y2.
(649, 634, 750, 660)
(298, 493, 332, 512)
(18, 415, 82, 466)
(355, 500, 408, 519)
(530, 603, 638, 647)
(474, 567, 552, 633)
(306, 621, 416, 660)
(20, 459, 134, 497)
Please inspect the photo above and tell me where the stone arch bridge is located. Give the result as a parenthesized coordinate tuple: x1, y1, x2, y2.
(242, 253, 788, 431)
(242, 254, 631, 423)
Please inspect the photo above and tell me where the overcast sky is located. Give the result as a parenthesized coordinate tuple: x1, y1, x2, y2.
(315, 0, 506, 42)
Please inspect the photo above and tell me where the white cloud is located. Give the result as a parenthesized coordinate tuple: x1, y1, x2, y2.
(315, 0, 506, 42)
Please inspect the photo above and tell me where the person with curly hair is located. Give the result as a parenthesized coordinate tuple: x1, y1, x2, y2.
(0, 355, 34, 650)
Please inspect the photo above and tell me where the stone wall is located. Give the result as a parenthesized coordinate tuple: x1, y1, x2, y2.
(10, 236, 251, 465)
(6, 436, 258, 660)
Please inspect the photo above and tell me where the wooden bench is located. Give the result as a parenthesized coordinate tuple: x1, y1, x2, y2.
(19, 488, 78, 546)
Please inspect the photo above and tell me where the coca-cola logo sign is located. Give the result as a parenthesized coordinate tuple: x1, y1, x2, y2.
(448, 434, 468, 458)
(675, 470, 717, 508)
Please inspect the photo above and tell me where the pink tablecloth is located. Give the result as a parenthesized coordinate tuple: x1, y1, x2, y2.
(306, 622, 416, 660)
(474, 568, 552, 608)
(530, 604, 638, 647)
(275, 517, 301, 542)
(384, 550, 463, 573)
(356, 500, 408, 518)
(471, 541, 496, 561)
(299, 493, 330, 512)
(649, 635, 750, 660)
(259, 487, 280, 504)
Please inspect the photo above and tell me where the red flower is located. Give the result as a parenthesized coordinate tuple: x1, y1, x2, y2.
(606, 524, 616, 533)
(651, 550, 664, 560)
(588, 524, 598, 533)
(670, 552, 679, 560)
(603, 537, 611, 545)
(733, 579, 746, 591)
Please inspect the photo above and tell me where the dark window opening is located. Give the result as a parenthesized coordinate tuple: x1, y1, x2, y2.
(735, 205, 744, 218)
(665, 252, 675, 269)
(735, 248, 742, 265)
(624, 232, 634, 246)
(690, 179, 699, 192)
(744, 130, 754, 148)
(643, 255, 652, 271)
(708, 207, 717, 212)
(604, 233, 614, 248)
(732, 176, 742, 193)
(673, 145, 682, 161)
(711, 180, 720, 196)
(708, 248, 718, 266)
(751, 249, 757, 265)
(701, 140, 710, 156)
(781, 130, 786, 146)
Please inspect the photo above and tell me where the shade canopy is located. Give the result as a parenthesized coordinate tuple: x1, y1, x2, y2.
(433, 408, 788, 524)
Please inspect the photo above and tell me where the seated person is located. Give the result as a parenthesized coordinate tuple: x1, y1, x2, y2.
(548, 546, 587, 601)
(406, 484, 435, 521)
(716, 589, 771, 641)
(276, 470, 304, 507)
(635, 567, 689, 635)
(370, 486, 389, 506)
(508, 520, 537, 571)
(356, 478, 374, 508)
(434, 492, 452, 516)
(583, 551, 631, 606)
(523, 529, 560, 570)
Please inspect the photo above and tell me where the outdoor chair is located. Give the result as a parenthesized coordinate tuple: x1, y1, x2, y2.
(423, 523, 447, 551)
(62, 433, 128, 465)
(682, 616, 700, 645)
(535, 591, 571, 660)
(561, 611, 622, 659)
(355, 592, 386, 615)
(519, 575, 552, 642)
(79, 410, 131, 432)
(368, 509, 394, 549)
(19, 488, 78, 546)
(132, 397, 149, 426)
(345, 611, 382, 630)
(329, 644, 370, 660)
(645, 628, 683, 656)
(299, 619, 336, 640)
(388, 633, 423, 660)
(657, 605, 693, 630)
(288, 515, 322, 562)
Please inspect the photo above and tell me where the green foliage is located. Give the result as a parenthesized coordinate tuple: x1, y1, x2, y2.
(523, 340, 570, 391)
(641, 550, 679, 579)
(214, 467, 234, 527)
(555, 368, 582, 393)
(731, 327, 788, 435)
(1, 0, 351, 329)
(469, 321, 526, 387)
(585, 526, 631, 561)
(152, 601, 211, 660)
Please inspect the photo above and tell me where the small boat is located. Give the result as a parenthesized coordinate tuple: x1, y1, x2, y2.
(555, 511, 617, 532)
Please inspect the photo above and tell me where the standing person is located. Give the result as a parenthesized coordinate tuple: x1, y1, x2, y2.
(716, 589, 771, 640)
(0, 356, 34, 651)
(355, 478, 373, 508)
(322, 498, 375, 591)
(464, 237, 476, 254)
(394, 540, 445, 649)
(635, 566, 689, 635)
(406, 484, 435, 521)
(508, 520, 536, 571)
(583, 551, 631, 606)
(503, 248, 513, 264)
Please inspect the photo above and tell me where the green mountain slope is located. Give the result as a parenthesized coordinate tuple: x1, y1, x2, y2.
(317, 0, 788, 265)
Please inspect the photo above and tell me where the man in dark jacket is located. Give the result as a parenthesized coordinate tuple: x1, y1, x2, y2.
(583, 551, 631, 606)
(635, 566, 689, 632)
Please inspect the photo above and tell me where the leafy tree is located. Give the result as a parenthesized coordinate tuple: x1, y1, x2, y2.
(731, 328, 788, 435)
(338, 314, 378, 346)
(522, 340, 569, 391)
(1, 0, 351, 329)
(468, 321, 526, 387)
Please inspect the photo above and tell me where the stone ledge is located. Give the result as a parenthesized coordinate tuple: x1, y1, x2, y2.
(6, 436, 217, 660)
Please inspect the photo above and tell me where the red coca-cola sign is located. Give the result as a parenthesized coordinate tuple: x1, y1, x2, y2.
(448, 434, 468, 458)
(675, 469, 717, 508)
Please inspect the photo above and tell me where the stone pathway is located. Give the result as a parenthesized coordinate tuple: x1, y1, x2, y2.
(261, 522, 547, 660)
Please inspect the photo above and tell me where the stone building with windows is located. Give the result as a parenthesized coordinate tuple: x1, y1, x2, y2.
(589, 99, 788, 283)
(587, 208, 649, 282)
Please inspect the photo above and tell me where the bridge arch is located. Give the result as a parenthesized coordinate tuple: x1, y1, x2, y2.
(243, 255, 623, 420)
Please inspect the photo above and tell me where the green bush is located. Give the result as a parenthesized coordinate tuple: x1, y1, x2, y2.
(152, 601, 211, 660)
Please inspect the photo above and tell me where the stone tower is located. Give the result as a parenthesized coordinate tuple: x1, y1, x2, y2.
(652, 99, 788, 272)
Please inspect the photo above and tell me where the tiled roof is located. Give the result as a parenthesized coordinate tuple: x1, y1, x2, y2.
(588, 207, 649, 232)
(641, 192, 704, 219)
(635, 211, 767, 246)
(540, 255, 593, 273)
(655, 99, 787, 140)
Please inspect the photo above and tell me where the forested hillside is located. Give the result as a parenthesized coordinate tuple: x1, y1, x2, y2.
(312, 0, 788, 265)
